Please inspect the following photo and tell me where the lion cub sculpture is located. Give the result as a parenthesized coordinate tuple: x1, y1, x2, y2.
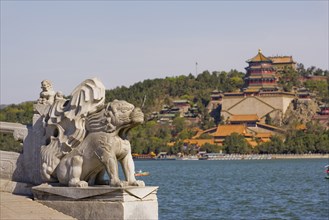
(40, 78, 145, 187)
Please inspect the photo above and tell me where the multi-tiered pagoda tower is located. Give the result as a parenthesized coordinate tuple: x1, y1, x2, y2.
(218, 49, 295, 123)
(243, 49, 279, 94)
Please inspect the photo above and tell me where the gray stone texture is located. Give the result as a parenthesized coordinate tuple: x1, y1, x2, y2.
(0, 151, 25, 182)
(0, 179, 33, 196)
(32, 185, 159, 220)
(221, 95, 295, 124)
(0, 191, 76, 220)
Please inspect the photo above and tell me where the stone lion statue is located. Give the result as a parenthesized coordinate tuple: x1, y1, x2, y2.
(40, 78, 145, 187)
(38, 80, 56, 105)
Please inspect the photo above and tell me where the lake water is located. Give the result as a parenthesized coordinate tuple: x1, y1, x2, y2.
(132, 159, 329, 220)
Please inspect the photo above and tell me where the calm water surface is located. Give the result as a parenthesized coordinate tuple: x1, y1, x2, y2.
(133, 159, 329, 220)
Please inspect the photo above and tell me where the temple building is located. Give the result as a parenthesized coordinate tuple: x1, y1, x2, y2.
(179, 121, 282, 149)
(210, 89, 223, 103)
(153, 101, 201, 125)
(268, 56, 296, 71)
(206, 89, 223, 113)
(220, 50, 296, 123)
(243, 49, 279, 94)
(312, 104, 329, 129)
(173, 100, 190, 117)
(319, 104, 329, 115)
(184, 104, 201, 124)
(296, 88, 312, 99)
(227, 114, 260, 127)
(211, 124, 252, 145)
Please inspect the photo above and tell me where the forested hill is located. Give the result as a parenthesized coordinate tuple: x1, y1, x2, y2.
(1, 66, 329, 154)
(106, 64, 329, 115)
(105, 70, 244, 114)
(1, 65, 328, 125)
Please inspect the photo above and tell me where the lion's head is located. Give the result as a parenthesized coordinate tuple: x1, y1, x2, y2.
(86, 100, 144, 135)
(106, 99, 144, 126)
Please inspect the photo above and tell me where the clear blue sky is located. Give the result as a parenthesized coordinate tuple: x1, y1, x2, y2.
(1, 1, 328, 104)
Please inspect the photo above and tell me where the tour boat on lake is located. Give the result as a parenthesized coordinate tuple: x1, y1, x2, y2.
(135, 170, 150, 177)
(325, 165, 329, 179)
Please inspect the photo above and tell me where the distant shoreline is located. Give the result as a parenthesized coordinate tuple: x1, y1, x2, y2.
(271, 154, 329, 159)
(134, 153, 329, 161)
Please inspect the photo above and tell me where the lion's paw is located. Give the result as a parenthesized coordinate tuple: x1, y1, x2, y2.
(129, 180, 145, 187)
(77, 181, 88, 188)
(110, 180, 123, 187)
(69, 180, 88, 188)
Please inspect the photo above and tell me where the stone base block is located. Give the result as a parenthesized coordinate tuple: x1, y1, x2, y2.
(32, 185, 158, 220)
(0, 179, 33, 196)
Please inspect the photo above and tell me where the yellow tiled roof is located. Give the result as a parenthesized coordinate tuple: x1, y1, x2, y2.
(269, 56, 295, 64)
(190, 127, 202, 136)
(255, 132, 272, 138)
(229, 114, 259, 122)
(247, 49, 271, 63)
(244, 88, 261, 92)
(247, 140, 258, 147)
(259, 138, 271, 143)
(193, 127, 217, 139)
(295, 124, 307, 130)
(212, 124, 247, 137)
(183, 139, 215, 146)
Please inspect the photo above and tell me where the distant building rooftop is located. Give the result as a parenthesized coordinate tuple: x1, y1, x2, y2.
(268, 56, 295, 64)
(183, 139, 215, 146)
(212, 124, 247, 137)
(246, 49, 272, 63)
(255, 132, 272, 138)
(173, 100, 189, 104)
(229, 114, 260, 122)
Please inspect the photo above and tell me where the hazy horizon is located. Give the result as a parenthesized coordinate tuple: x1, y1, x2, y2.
(1, 1, 328, 105)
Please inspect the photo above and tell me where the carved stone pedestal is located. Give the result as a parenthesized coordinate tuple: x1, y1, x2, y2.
(32, 185, 158, 220)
